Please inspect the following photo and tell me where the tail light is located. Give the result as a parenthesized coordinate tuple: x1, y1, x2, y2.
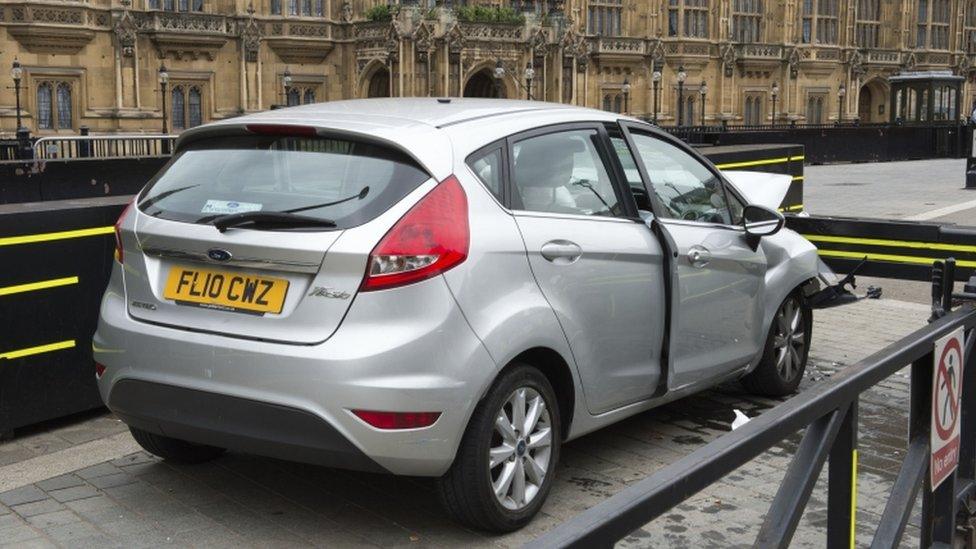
(352, 410, 441, 430)
(113, 199, 135, 264)
(95, 362, 106, 379)
(361, 175, 468, 292)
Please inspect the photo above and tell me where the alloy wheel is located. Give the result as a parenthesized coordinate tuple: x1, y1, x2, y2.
(773, 297, 806, 382)
(488, 386, 553, 511)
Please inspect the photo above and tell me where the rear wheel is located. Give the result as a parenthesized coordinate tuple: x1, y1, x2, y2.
(436, 364, 561, 533)
(742, 293, 812, 396)
(129, 427, 225, 464)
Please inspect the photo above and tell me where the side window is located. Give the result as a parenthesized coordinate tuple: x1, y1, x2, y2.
(629, 133, 733, 225)
(609, 134, 655, 214)
(467, 146, 504, 202)
(511, 129, 621, 217)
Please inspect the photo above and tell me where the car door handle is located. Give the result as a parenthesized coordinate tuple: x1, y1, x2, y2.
(540, 240, 582, 264)
(687, 245, 711, 268)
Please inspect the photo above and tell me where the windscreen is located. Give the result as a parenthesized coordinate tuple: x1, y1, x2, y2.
(138, 134, 431, 229)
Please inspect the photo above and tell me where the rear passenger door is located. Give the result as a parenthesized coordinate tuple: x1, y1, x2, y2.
(506, 123, 667, 415)
(619, 123, 767, 389)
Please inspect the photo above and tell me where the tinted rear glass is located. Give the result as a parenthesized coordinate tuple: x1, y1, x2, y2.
(138, 134, 431, 229)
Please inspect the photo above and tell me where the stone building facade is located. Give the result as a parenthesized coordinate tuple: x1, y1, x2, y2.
(2, 0, 976, 136)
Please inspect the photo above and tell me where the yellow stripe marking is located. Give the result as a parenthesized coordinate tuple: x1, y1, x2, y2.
(803, 234, 976, 254)
(0, 226, 114, 247)
(0, 276, 79, 297)
(0, 339, 76, 360)
(850, 449, 858, 549)
(715, 154, 805, 170)
(715, 157, 790, 169)
(780, 204, 804, 212)
(816, 249, 976, 268)
(792, 175, 804, 181)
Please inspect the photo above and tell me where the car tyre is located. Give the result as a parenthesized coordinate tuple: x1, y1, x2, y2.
(129, 427, 225, 464)
(741, 292, 812, 397)
(436, 363, 561, 533)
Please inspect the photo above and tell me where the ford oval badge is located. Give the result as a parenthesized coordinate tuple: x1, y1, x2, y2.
(207, 248, 232, 262)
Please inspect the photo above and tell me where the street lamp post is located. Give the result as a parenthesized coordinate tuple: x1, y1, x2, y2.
(283, 67, 293, 105)
(838, 84, 846, 125)
(652, 69, 661, 124)
(622, 78, 631, 115)
(158, 64, 169, 135)
(677, 65, 687, 126)
(524, 62, 535, 100)
(771, 82, 779, 126)
(10, 59, 23, 131)
(699, 80, 708, 127)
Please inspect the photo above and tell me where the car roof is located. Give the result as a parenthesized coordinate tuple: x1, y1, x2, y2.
(175, 98, 629, 180)
(214, 98, 614, 129)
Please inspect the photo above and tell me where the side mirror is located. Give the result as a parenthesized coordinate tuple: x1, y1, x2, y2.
(742, 204, 785, 249)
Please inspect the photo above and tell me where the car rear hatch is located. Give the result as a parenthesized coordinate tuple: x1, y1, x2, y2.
(119, 126, 434, 344)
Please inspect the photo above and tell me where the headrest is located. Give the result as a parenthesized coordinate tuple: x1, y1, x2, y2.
(515, 134, 582, 188)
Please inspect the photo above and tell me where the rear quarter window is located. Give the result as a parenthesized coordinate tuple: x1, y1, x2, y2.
(139, 134, 431, 230)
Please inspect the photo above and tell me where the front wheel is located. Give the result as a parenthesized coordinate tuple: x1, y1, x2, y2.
(742, 293, 812, 396)
(436, 364, 561, 533)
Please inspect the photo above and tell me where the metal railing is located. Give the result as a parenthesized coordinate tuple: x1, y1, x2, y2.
(32, 134, 177, 160)
(529, 260, 976, 548)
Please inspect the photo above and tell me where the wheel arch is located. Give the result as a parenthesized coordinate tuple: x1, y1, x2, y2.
(491, 347, 577, 441)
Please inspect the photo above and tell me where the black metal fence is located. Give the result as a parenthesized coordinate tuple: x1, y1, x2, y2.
(660, 122, 971, 164)
(529, 262, 976, 548)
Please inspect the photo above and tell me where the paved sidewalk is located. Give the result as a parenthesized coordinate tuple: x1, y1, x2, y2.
(0, 298, 931, 548)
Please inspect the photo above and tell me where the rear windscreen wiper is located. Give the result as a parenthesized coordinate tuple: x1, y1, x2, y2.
(283, 186, 370, 214)
(210, 211, 337, 233)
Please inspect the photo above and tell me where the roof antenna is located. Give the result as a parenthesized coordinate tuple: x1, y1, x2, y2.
(437, 98, 451, 104)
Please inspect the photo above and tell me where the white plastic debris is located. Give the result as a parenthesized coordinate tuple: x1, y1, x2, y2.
(731, 409, 751, 430)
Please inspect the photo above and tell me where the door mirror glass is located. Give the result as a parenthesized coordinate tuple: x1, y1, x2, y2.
(742, 204, 785, 238)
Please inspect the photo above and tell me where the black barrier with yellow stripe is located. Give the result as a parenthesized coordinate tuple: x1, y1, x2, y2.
(786, 214, 976, 281)
(702, 144, 805, 212)
(0, 197, 128, 434)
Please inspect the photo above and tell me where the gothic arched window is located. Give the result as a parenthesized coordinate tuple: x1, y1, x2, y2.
(36, 83, 53, 130)
(56, 83, 72, 129)
(172, 87, 186, 130)
(188, 87, 203, 128)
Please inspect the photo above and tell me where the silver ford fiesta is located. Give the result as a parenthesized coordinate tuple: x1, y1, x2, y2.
(94, 98, 820, 532)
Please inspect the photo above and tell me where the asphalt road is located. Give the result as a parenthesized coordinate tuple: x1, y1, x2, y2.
(803, 158, 976, 304)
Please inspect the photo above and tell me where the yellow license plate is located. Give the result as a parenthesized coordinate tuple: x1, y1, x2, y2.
(163, 267, 289, 315)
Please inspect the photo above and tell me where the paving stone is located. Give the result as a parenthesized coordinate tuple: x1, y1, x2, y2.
(110, 452, 156, 467)
(60, 534, 125, 549)
(11, 499, 66, 518)
(40, 519, 102, 543)
(0, 485, 47, 507)
(0, 538, 57, 549)
(47, 484, 100, 503)
(65, 495, 127, 523)
(75, 462, 124, 480)
(25, 509, 80, 529)
(35, 473, 85, 492)
(0, 446, 38, 467)
(0, 515, 44, 545)
(87, 472, 139, 490)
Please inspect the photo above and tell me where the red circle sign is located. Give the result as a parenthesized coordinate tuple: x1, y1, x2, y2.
(934, 338, 962, 440)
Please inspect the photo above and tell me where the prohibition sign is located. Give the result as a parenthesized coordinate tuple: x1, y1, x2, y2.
(934, 338, 961, 440)
(931, 327, 964, 490)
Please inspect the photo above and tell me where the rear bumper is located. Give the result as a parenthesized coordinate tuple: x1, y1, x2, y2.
(110, 379, 387, 473)
(95, 263, 498, 477)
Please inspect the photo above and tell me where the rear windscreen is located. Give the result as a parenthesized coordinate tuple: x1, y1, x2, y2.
(138, 134, 431, 229)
